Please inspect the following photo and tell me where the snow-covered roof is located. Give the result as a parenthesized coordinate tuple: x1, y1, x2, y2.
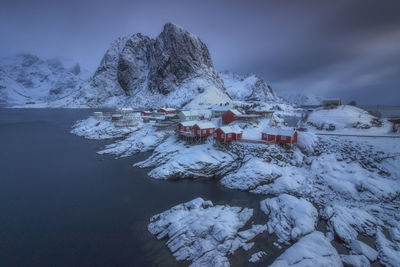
(180, 110, 200, 116)
(195, 121, 215, 129)
(179, 120, 198, 127)
(159, 107, 176, 111)
(262, 128, 296, 136)
(121, 107, 134, 111)
(218, 125, 243, 134)
(142, 110, 152, 113)
(230, 109, 242, 116)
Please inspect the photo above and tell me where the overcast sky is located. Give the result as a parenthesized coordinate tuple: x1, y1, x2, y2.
(1, 0, 399, 104)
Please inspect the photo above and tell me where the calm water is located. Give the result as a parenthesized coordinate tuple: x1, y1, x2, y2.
(0, 109, 279, 266)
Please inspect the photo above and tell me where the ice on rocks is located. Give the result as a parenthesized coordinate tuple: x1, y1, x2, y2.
(270, 231, 342, 267)
(260, 194, 318, 243)
(147, 198, 266, 267)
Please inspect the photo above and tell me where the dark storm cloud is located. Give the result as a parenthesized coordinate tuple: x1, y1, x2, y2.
(0, 0, 399, 104)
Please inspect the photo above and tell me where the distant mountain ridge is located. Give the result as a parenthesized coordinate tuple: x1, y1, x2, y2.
(281, 93, 324, 106)
(219, 71, 282, 103)
(0, 23, 284, 108)
(0, 54, 88, 106)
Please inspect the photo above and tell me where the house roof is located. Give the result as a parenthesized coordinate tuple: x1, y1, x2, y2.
(179, 120, 198, 127)
(180, 110, 200, 116)
(229, 109, 242, 116)
(218, 125, 243, 134)
(194, 121, 215, 129)
(159, 107, 176, 111)
(262, 128, 296, 136)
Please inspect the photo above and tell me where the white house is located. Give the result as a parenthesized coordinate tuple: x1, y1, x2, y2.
(179, 110, 201, 121)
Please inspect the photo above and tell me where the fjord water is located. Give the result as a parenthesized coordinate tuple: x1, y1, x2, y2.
(0, 109, 273, 266)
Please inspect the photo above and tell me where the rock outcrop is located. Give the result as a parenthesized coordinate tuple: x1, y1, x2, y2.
(74, 23, 231, 108)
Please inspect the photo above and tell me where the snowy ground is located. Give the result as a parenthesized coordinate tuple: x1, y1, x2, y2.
(72, 109, 400, 266)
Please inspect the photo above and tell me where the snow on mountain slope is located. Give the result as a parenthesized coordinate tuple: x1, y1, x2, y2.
(70, 23, 232, 108)
(219, 71, 281, 102)
(0, 54, 89, 107)
(281, 93, 324, 106)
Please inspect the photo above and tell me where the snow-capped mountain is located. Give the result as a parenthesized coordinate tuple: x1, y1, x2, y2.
(281, 93, 324, 106)
(70, 23, 232, 108)
(219, 71, 281, 103)
(0, 54, 89, 106)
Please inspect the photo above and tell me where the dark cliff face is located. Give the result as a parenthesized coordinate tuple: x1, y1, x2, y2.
(147, 23, 215, 95)
(114, 23, 218, 96)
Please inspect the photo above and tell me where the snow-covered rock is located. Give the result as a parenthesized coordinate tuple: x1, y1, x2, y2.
(248, 251, 267, 263)
(71, 23, 232, 108)
(340, 254, 370, 267)
(322, 205, 377, 243)
(376, 230, 400, 267)
(135, 137, 238, 179)
(71, 116, 138, 139)
(0, 54, 89, 107)
(147, 197, 266, 267)
(306, 105, 382, 130)
(349, 239, 378, 262)
(260, 194, 318, 243)
(297, 132, 318, 154)
(219, 71, 281, 102)
(270, 231, 342, 267)
(97, 124, 167, 156)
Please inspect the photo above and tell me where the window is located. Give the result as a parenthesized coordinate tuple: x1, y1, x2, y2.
(221, 134, 225, 138)
(228, 134, 232, 138)
(213, 133, 216, 137)
(203, 130, 206, 134)
(197, 130, 200, 134)
(281, 136, 286, 140)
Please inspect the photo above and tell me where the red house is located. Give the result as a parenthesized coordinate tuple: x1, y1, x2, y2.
(176, 121, 197, 133)
(222, 109, 242, 123)
(141, 111, 153, 116)
(112, 114, 123, 121)
(261, 128, 298, 144)
(192, 122, 215, 137)
(158, 107, 176, 114)
(214, 126, 243, 142)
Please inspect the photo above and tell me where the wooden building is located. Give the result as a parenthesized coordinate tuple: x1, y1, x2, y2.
(222, 109, 242, 123)
(158, 108, 176, 115)
(261, 128, 298, 144)
(141, 111, 153, 116)
(213, 126, 243, 142)
(192, 122, 215, 137)
(179, 110, 202, 121)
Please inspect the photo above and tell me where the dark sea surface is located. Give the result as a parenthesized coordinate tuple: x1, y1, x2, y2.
(0, 109, 278, 266)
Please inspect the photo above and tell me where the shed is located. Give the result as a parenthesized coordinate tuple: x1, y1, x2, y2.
(192, 122, 215, 137)
(158, 107, 176, 114)
(222, 109, 242, 123)
(213, 125, 243, 142)
(179, 110, 201, 121)
(261, 128, 298, 144)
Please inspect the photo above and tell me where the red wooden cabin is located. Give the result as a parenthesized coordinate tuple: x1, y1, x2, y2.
(192, 122, 215, 137)
(112, 114, 123, 121)
(222, 109, 242, 123)
(176, 121, 197, 133)
(141, 111, 152, 116)
(213, 126, 243, 142)
(261, 128, 298, 144)
(158, 107, 176, 114)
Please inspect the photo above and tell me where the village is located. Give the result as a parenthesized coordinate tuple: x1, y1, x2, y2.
(71, 100, 400, 267)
